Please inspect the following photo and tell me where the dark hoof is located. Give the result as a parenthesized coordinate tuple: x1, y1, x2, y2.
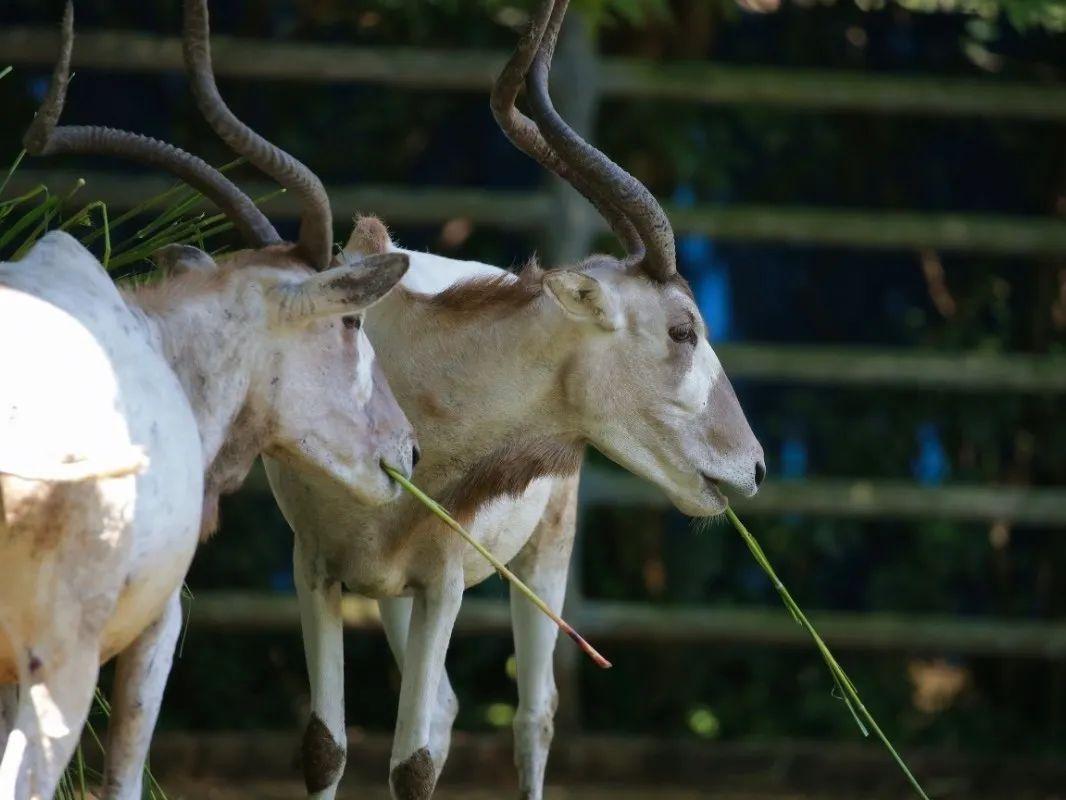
(302, 713, 345, 793)
(390, 747, 436, 800)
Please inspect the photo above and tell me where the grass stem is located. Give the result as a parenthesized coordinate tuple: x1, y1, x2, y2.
(724, 507, 930, 800)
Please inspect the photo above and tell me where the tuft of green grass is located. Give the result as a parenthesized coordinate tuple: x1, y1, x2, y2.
(0, 148, 275, 275)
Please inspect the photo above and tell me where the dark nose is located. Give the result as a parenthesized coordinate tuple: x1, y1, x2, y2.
(754, 460, 766, 489)
(411, 444, 421, 469)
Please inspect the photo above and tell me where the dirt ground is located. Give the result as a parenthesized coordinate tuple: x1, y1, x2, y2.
(143, 731, 1066, 800)
(160, 780, 836, 800)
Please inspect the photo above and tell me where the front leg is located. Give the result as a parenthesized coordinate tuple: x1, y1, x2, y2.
(379, 597, 459, 777)
(509, 473, 579, 800)
(389, 570, 464, 800)
(294, 534, 347, 800)
(102, 590, 183, 800)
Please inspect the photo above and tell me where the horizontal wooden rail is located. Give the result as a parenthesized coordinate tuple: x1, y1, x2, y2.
(185, 592, 1066, 660)
(580, 468, 1066, 525)
(9, 169, 1066, 256)
(717, 343, 1066, 393)
(4, 27, 1066, 119)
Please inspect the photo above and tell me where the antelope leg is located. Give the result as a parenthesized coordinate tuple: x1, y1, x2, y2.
(388, 572, 463, 800)
(0, 629, 99, 800)
(294, 535, 347, 800)
(379, 596, 459, 778)
(509, 473, 579, 800)
(102, 589, 183, 800)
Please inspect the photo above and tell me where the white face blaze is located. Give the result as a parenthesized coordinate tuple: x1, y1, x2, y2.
(676, 327, 723, 414)
(353, 325, 376, 406)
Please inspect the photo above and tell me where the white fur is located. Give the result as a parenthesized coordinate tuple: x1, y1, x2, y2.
(393, 248, 506, 295)
(354, 329, 376, 406)
(677, 338, 722, 413)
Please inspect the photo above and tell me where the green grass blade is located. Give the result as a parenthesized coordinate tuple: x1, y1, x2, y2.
(81, 183, 190, 247)
(0, 149, 26, 200)
(94, 157, 249, 251)
(0, 192, 57, 254)
(724, 507, 930, 800)
(0, 182, 44, 213)
(76, 738, 87, 797)
(10, 178, 86, 259)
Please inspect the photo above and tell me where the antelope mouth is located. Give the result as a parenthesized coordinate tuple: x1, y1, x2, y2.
(700, 473, 729, 505)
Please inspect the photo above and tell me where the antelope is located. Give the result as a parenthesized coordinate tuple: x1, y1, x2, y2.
(0, 4, 415, 798)
(263, 0, 766, 798)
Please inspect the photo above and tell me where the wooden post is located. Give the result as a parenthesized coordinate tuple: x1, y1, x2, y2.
(543, 10, 599, 732)
(541, 10, 599, 266)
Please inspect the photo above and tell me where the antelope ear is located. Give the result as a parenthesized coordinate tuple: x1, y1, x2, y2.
(151, 244, 218, 275)
(543, 270, 621, 331)
(341, 215, 393, 261)
(273, 253, 410, 325)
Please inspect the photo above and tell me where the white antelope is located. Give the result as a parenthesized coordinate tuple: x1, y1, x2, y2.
(264, 0, 766, 798)
(0, 5, 415, 798)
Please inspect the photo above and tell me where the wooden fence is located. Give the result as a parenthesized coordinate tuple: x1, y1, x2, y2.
(3, 23, 1065, 696)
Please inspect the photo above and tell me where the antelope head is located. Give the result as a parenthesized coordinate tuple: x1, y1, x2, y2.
(492, 0, 764, 516)
(24, 2, 417, 507)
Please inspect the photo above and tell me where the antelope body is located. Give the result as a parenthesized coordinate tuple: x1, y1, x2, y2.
(0, 4, 415, 798)
(266, 1, 765, 797)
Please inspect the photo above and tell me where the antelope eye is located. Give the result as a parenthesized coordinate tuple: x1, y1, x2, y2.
(668, 324, 697, 346)
(342, 315, 362, 330)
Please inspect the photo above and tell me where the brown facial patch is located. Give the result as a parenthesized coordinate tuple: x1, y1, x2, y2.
(346, 215, 391, 256)
(389, 747, 436, 800)
(428, 259, 543, 317)
(302, 713, 346, 793)
(443, 436, 584, 524)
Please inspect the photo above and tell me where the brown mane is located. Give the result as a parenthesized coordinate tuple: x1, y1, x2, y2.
(427, 258, 544, 317)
